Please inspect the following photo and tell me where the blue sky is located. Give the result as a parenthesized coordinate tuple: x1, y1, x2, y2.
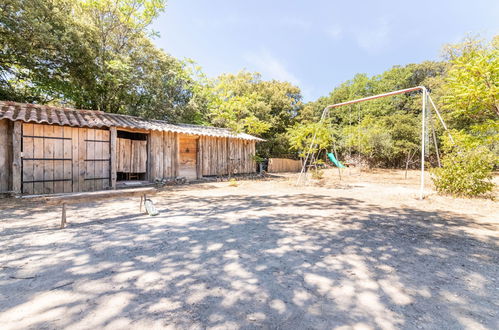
(152, 0, 498, 101)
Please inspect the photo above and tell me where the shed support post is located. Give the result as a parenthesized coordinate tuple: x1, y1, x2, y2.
(60, 203, 67, 229)
(110, 127, 117, 189)
(12, 121, 22, 194)
(174, 133, 179, 177)
(196, 137, 202, 179)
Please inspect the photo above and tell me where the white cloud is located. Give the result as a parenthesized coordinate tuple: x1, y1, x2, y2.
(353, 18, 391, 54)
(326, 25, 343, 40)
(243, 49, 301, 86)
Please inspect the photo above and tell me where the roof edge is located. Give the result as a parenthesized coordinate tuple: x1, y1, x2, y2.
(0, 100, 264, 141)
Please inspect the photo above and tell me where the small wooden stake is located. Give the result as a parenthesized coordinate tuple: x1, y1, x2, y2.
(140, 194, 146, 212)
(61, 203, 67, 229)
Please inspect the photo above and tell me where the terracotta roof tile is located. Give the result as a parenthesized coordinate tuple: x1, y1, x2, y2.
(0, 101, 263, 141)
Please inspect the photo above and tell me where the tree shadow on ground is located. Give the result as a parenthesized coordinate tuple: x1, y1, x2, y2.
(0, 193, 497, 329)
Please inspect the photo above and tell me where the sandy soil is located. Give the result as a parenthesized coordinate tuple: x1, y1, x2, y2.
(0, 169, 498, 329)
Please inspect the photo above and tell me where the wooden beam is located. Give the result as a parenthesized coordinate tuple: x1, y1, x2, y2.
(114, 127, 150, 134)
(174, 133, 179, 177)
(45, 187, 157, 205)
(146, 133, 152, 181)
(61, 203, 67, 229)
(110, 127, 117, 189)
(0, 120, 13, 192)
(226, 137, 230, 176)
(196, 137, 202, 179)
(12, 121, 22, 194)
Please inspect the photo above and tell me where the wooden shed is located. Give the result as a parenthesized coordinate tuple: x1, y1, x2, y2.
(0, 101, 262, 195)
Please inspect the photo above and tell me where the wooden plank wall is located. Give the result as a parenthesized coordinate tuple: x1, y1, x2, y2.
(20, 123, 110, 194)
(131, 140, 147, 173)
(267, 158, 302, 173)
(12, 122, 22, 193)
(228, 138, 256, 175)
(200, 136, 256, 176)
(149, 130, 177, 180)
(117, 138, 132, 172)
(110, 127, 117, 188)
(5, 122, 258, 193)
(0, 119, 13, 192)
(200, 136, 227, 176)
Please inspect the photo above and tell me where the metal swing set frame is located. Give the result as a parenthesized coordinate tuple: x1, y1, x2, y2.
(296, 86, 454, 199)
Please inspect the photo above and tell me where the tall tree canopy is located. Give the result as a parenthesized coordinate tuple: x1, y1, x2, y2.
(0, 0, 203, 122)
(442, 36, 499, 124)
(206, 71, 302, 157)
(438, 36, 499, 155)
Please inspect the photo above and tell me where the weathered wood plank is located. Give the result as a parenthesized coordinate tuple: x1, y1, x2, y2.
(94, 129, 103, 191)
(157, 131, 163, 179)
(267, 158, 302, 173)
(136, 140, 147, 173)
(123, 138, 132, 172)
(149, 130, 164, 179)
(110, 127, 117, 189)
(43, 125, 55, 194)
(174, 133, 179, 177)
(72, 126, 79, 192)
(130, 138, 136, 174)
(63, 126, 73, 193)
(12, 121, 22, 194)
(85, 129, 95, 191)
(45, 187, 157, 205)
(163, 132, 171, 178)
(130, 139, 145, 173)
(117, 138, 124, 172)
(0, 120, 12, 192)
(22, 123, 34, 194)
(78, 128, 86, 192)
(52, 125, 64, 193)
(32, 124, 44, 194)
(102, 129, 110, 189)
(196, 136, 202, 179)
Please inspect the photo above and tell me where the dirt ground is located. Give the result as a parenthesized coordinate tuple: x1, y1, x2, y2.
(0, 169, 498, 329)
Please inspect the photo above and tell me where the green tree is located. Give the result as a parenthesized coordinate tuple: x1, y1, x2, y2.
(206, 71, 302, 157)
(286, 120, 333, 158)
(432, 139, 496, 198)
(1, 0, 206, 123)
(0, 0, 96, 103)
(442, 36, 499, 126)
(436, 36, 499, 156)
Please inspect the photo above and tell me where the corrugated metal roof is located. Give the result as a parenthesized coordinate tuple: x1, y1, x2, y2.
(0, 101, 263, 141)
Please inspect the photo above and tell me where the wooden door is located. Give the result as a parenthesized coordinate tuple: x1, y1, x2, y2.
(117, 138, 147, 174)
(84, 129, 111, 191)
(131, 140, 147, 173)
(21, 123, 73, 194)
(178, 136, 198, 179)
(20, 123, 111, 194)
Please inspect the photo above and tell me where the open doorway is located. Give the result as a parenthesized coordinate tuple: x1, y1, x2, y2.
(178, 136, 198, 180)
(117, 130, 148, 183)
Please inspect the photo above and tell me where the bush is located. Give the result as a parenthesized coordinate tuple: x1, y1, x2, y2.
(228, 178, 239, 187)
(311, 168, 324, 180)
(432, 147, 496, 198)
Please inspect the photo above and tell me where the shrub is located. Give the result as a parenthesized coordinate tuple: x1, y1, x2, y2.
(311, 168, 324, 180)
(432, 147, 496, 198)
